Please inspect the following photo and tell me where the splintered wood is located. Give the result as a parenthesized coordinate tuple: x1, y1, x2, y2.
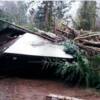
(31, 94, 83, 100)
(56, 25, 100, 54)
(45, 94, 83, 100)
(74, 33, 100, 55)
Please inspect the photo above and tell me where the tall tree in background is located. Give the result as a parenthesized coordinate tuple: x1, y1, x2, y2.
(0, 6, 10, 30)
(0, 9, 4, 18)
(15, 1, 28, 25)
(0, 1, 27, 25)
(53, 1, 74, 29)
(34, 1, 53, 31)
(76, 1, 97, 30)
(33, 0, 74, 32)
(53, 1, 67, 32)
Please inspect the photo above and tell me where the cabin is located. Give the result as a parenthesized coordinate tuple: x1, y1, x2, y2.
(0, 20, 73, 77)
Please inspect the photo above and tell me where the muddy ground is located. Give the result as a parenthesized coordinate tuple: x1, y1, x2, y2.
(0, 77, 99, 100)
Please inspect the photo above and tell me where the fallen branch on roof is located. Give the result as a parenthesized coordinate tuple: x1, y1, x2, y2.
(0, 19, 56, 42)
(56, 26, 80, 39)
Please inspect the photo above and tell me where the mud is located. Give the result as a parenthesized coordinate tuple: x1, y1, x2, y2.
(0, 78, 99, 100)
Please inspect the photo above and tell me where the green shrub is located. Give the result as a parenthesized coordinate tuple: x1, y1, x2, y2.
(89, 54, 100, 88)
(52, 41, 100, 88)
(56, 53, 92, 87)
(63, 40, 78, 57)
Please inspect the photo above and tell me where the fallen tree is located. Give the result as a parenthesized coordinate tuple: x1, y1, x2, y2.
(74, 33, 100, 55)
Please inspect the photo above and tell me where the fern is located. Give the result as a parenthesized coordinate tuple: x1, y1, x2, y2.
(44, 41, 100, 88)
(55, 41, 100, 87)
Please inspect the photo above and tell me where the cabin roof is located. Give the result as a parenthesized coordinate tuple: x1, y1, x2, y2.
(5, 33, 73, 59)
(0, 19, 73, 59)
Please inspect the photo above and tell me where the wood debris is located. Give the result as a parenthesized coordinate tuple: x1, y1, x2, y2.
(74, 33, 100, 55)
(55, 24, 100, 54)
(45, 94, 84, 100)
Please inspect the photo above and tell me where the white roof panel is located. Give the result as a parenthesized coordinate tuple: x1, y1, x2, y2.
(5, 33, 73, 59)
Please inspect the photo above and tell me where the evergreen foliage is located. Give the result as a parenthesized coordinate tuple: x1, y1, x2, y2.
(34, 1, 73, 32)
(34, 1, 53, 31)
(46, 41, 100, 88)
(0, 1, 27, 25)
(75, 1, 97, 30)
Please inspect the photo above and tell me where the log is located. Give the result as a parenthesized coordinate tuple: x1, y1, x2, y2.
(77, 43, 100, 52)
(46, 94, 83, 100)
(74, 34, 100, 41)
(56, 28, 79, 39)
(56, 28, 68, 35)
(79, 40, 100, 47)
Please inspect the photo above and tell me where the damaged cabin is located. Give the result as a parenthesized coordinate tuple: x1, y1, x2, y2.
(0, 20, 73, 77)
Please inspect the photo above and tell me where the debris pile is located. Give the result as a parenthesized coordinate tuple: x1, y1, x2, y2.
(75, 33, 100, 55)
(53, 24, 100, 55)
